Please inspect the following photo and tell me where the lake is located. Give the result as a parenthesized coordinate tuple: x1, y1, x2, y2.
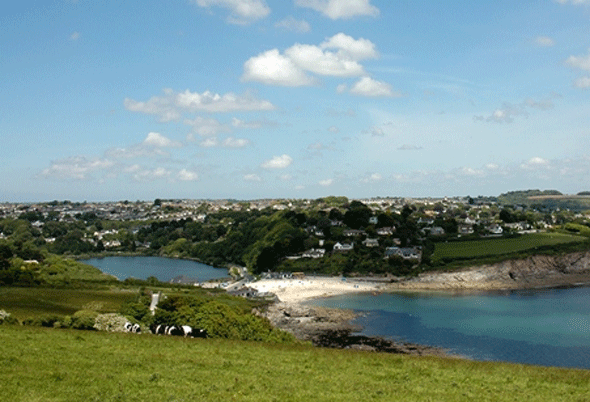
(310, 286, 590, 369)
(81, 256, 229, 283)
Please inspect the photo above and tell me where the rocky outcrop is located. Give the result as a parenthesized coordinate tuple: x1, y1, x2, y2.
(396, 251, 590, 290)
(260, 303, 446, 356)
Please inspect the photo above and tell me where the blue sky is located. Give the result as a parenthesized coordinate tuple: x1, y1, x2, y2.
(2, 0, 590, 202)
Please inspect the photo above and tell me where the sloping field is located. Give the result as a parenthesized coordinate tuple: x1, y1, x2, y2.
(0, 287, 137, 319)
(432, 233, 587, 261)
(0, 325, 588, 402)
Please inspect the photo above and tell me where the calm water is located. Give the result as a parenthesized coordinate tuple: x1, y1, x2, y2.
(81, 256, 229, 283)
(311, 287, 590, 369)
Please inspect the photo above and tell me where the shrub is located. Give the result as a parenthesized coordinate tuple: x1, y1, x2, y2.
(0, 309, 20, 325)
(71, 310, 99, 330)
(23, 314, 65, 328)
(93, 313, 131, 332)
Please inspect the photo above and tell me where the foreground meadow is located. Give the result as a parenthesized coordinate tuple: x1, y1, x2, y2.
(1, 325, 588, 402)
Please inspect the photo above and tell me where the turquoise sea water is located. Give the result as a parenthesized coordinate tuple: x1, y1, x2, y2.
(81, 256, 229, 283)
(311, 287, 590, 369)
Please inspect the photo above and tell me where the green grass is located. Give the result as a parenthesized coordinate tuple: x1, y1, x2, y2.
(0, 325, 588, 401)
(0, 287, 137, 320)
(432, 233, 587, 261)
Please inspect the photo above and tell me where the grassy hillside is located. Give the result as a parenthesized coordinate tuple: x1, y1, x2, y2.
(430, 233, 588, 268)
(0, 325, 588, 402)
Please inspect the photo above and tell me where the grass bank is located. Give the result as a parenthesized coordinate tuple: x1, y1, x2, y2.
(0, 325, 588, 401)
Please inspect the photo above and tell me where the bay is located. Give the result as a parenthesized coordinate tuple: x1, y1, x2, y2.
(311, 286, 590, 369)
(81, 256, 229, 283)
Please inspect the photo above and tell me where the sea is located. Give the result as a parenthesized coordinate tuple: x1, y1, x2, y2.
(310, 286, 590, 369)
(80, 256, 229, 283)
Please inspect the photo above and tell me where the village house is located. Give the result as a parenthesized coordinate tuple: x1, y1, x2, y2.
(333, 242, 354, 252)
(362, 238, 379, 248)
(385, 246, 422, 261)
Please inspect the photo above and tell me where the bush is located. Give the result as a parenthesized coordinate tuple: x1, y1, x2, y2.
(71, 310, 99, 330)
(93, 313, 131, 332)
(23, 314, 65, 328)
(0, 309, 20, 325)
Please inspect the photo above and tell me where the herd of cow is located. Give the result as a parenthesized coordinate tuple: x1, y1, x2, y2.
(123, 322, 208, 338)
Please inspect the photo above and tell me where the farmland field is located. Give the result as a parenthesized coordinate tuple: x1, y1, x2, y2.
(0, 325, 589, 402)
(0, 287, 138, 320)
(431, 232, 588, 262)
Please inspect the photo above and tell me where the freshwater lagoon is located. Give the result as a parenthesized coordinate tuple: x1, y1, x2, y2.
(81, 256, 229, 283)
(311, 286, 590, 369)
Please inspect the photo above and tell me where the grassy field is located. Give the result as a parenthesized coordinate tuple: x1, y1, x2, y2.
(0, 325, 588, 401)
(431, 232, 587, 262)
(0, 287, 138, 320)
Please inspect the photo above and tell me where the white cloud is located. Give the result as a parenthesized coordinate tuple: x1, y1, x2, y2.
(521, 157, 550, 170)
(349, 76, 401, 97)
(534, 36, 554, 47)
(69, 32, 80, 41)
(178, 169, 199, 181)
(475, 95, 558, 123)
(555, 0, 590, 4)
(244, 173, 262, 181)
(336, 83, 348, 93)
(274, 16, 311, 33)
(184, 117, 230, 138)
(280, 174, 293, 181)
(242, 49, 316, 86)
(328, 126, 339, 133)
(565, 49, 590, 71)
(295, 0, 379, 20)
(398, 144, 423, 151)
(367, 126, 384, 137)
(222, 137, 250, 148)
(242, 33, 380, 86)
(361, 173, 382, 183)
(132, 167, 171, 181)
(39, 157, 114, 180)
(320, 32, 378, 60)
(573, 76, 590, 88)
(199, 137, 219, 148)
(143, 132, 182, 148)
(231, 117, 263, 129)
(124, 89, 275, 121)
(261, 154, 293, 169)
(191, 0, 270, 24)
(319, 178, 334, 186)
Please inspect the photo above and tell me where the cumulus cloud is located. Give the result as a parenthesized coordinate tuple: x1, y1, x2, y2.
(361, 173, 382, 183)
(349, 76, 401, 97)
(319, 178, 334, 186)
(143, 132, 182, 148)
(39, 157, 114, 180)
(573, 76, 590, 88)
(185, 117, 230, 138)
(327, 126, 339, 133)
(105, 132, 182, 159)
(199, 137, 219, 148)
(565, 49, 590, 89)
(242, 49, 316, 86)
(261, 154, 293, 169)
(178, 169, 199, 181)
(69, 32, 80, 41)
(555, 0, 590, 4)
(295, 0, 379, 20)
(124, 89, 275, 121)
(191, 0, 270, 24)
(244, 173, 262, 181)
(131, 167, 171, 182)
(222, 137, 250, 148)
(521, 156, 550, 170)
(242, 33, 380, 86)
(398, 144, 423, 151)
(474, 94, 559, 123)
(534, 36, 554, 47)
(274, 16, 311, 33)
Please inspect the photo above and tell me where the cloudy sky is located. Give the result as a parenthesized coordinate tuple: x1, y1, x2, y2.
(2, 0, 590, 202)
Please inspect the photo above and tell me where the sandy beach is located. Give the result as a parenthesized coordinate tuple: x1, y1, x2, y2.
(248, 277, 385, 304)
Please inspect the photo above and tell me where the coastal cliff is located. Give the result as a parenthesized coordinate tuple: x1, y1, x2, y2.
(396, 251, 590, 290)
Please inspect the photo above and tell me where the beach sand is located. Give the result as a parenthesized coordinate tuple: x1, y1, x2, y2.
(249, 277, 384, 304)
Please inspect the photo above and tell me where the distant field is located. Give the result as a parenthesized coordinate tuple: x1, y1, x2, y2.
(0, 287, 137, 320)
(0, 325, 588, 402)
(432, 232, 587, 262)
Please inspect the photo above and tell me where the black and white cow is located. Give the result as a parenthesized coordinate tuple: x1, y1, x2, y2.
(123, 322, 141, 333)
(151, 324, 207, 338)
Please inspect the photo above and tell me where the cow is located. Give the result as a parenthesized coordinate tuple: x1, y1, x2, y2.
(123, 322, 141, 333)
(150, 323, 207, 338)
